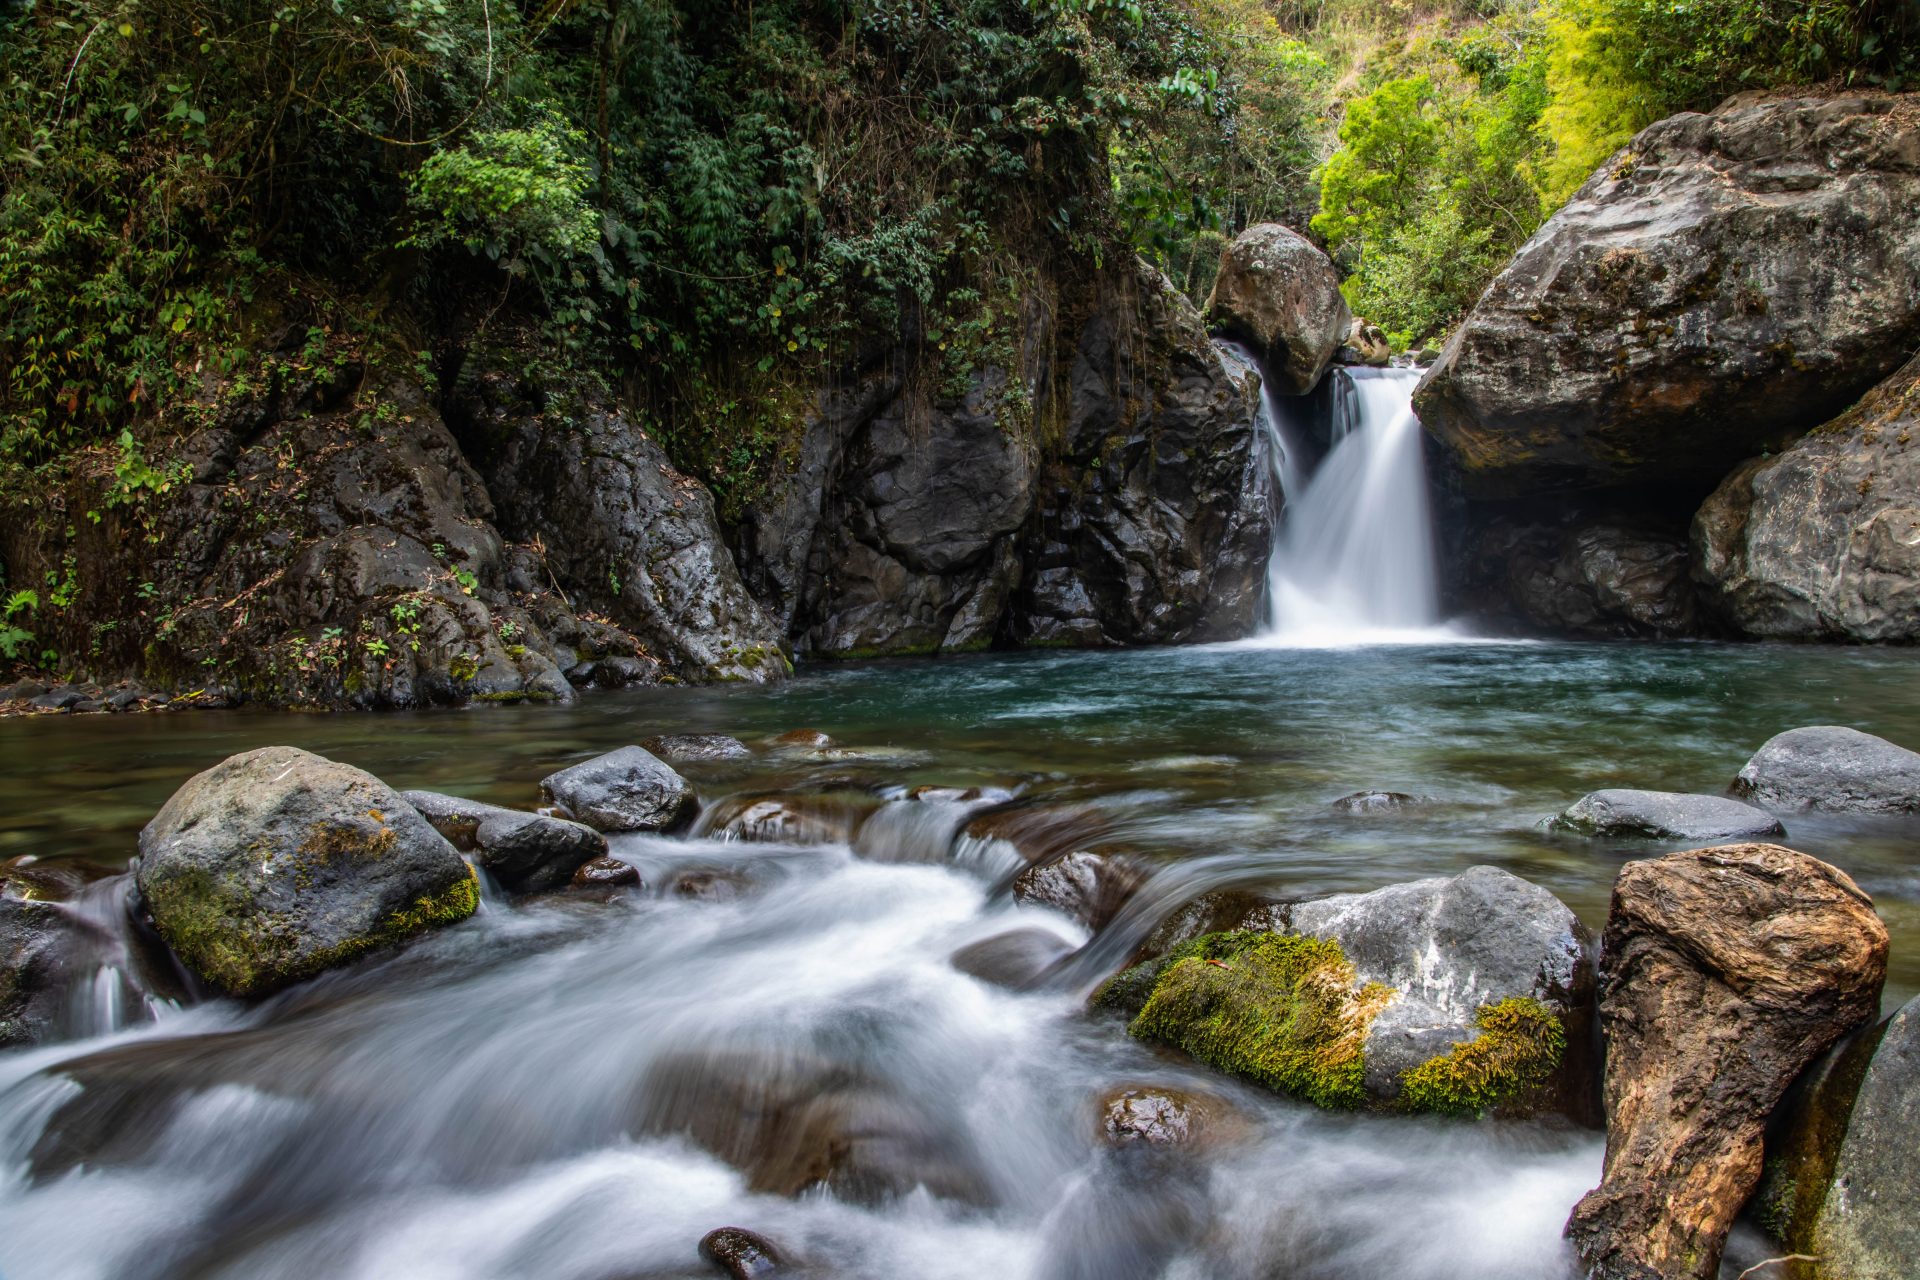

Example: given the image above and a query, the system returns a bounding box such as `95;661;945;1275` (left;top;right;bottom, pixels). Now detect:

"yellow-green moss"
1126;931;1395;1110
1397;996;1566;1117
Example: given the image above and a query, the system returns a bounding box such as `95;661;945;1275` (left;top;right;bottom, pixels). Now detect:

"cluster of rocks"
0;678;173;716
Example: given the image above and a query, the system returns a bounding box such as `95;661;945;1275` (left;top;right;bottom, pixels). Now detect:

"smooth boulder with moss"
135;747;479;997
1100;866;1594;1117
1564;843;1888;1280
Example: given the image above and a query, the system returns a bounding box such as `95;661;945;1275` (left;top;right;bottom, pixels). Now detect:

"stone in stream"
1330;790;1427;815
540;746;697;834
1203;223;1352;395
1731;726;1920;814
768;728;833;749
697;791;875;846
698;1226;787;1278
949;927;1077;991
1551;789;1785;841
1097;1086;1240;1150
1563;843;1889;1280
0;894;94;1048
402;790;607;892
134;747;479;997
642;733;754;764
1416;94;1920;498
1693;350;1920;642
1011;850;1145;931
571;856;641;889
1098;866;1596;1119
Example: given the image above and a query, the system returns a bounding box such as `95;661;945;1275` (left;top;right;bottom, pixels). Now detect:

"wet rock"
1097;1086;1225;1149
950;927;1076;991
1334;319;1392;369
1552;789;1785;841
670;868;754;902
1417;94;1920;497
1694;351;1920;641
135;747;478;997
1103;867;1597;1118
1130;888;1290;964
1801;995;1920;1279
959;805;1114;871
637;1048;991;1207
769;729;832;749
643;734;753;764
541;746;697;834
698;1227;786;1279
0;895;91;1047
1732;726;1920;814
402;790;607;891
697;792;874;846
1564;843;1889;1280
571;856;641;889
1330;790;1426;815
1012;851;1145;931
31;690;83;712
1203;223;1352;395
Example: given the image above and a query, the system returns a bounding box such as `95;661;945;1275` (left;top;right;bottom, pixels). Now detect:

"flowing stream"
3;643;1918;1279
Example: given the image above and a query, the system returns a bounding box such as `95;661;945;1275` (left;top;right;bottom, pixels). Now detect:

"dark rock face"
474;394;789;683
1012;851;1144;931
401;790;607;892
1453;507;1705;638
1417;94;1920;498
1020;265;1272;647
1805;996;1920;1279
698;1227;787;1279
1732;726;1920;814
0;895;89;1047
541;747;697;834
1553;789;1785;841
1564;844;1889;1280
135;747;478;996
1694;351;1920;640
1203;223;1352;394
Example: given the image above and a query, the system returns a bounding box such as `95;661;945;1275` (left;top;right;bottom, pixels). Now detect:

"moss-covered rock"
135;746;478;996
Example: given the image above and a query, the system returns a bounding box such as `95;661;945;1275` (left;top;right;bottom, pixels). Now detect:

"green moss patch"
1397;996;1566;1117
1124;931;1395;1110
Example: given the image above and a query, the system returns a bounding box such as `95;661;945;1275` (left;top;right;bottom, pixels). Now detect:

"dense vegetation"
0;0;1910;476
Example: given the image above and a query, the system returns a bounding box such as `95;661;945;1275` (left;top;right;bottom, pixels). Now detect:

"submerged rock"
642;734;754;764
540;746;697;833
949;927;1076;991
1564;843;1888;1280
1011;850;1144;931
1203;223;1351;394
697;791;874;846
699;1226;787;1279
1732;726;1920;814
402;790;607;891
1552;789;1784;841
1417;94;1920;497
1100;867;1595;1118
1694;351;1920;641
1329;790;1426;815
135;747;478;997
1096;1086;1236;1150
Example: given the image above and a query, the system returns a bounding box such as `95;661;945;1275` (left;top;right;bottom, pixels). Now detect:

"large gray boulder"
401;791;607;892
1553;789;1784;841
1805;996;1920;1279
540;746;697;833
1732;726;1920;813
1416;94;1920;497
135;747;478;997
1203;223;1351;395
1694;350;1920;640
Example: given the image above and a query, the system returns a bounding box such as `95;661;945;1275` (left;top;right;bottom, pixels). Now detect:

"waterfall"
1235;349;1449;645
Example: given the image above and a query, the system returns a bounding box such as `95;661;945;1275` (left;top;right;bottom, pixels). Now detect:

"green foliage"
406;113;599;285
1397;996;1567;1116
0;588;37;662
1126;930;1396;1110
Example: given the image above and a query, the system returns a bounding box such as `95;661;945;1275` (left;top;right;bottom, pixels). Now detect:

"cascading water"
1234;347;1450;645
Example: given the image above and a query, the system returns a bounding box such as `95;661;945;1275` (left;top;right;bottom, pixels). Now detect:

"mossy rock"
136;746;478;996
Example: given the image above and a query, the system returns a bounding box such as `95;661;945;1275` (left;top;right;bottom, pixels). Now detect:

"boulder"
402;790;607;891
1564;844;1889;1280
1803;995;1920;1279
1203;224;1352;394
641;733;753;764
699;1227;787;1279
1553;789;1784;841
1011;851;1144;931
1417;94;1920;497
540;747;697;833
1333;319;1392;369
1102;867;1596;1118
1694;350;1920;640
1731;725;1920;814
950;927;1076;991
134;747;479;996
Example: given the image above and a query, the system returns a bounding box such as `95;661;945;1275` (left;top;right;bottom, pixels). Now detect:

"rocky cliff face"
1418;93;1920;499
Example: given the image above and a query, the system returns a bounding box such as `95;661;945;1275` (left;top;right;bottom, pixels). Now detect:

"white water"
1247;359;1453;646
